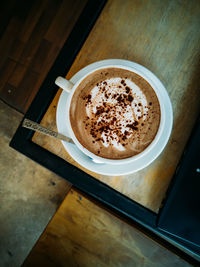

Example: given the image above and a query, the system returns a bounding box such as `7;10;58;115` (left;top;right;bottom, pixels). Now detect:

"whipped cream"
85;78;148;150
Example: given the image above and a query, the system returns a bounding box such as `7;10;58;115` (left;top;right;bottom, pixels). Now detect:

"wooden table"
33;0;200;213
23;0;200;265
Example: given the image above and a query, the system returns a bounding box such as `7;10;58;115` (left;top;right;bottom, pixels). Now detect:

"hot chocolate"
69;67;161;159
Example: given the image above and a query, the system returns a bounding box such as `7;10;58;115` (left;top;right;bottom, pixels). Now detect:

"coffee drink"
69;67;161;159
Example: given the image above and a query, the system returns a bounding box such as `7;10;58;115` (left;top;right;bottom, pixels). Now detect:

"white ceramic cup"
55;64;170;165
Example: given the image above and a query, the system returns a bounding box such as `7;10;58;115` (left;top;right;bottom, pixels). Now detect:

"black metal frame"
10;0;200;264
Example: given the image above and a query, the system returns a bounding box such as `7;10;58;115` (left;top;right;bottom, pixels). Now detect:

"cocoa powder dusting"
70;67;161;159
83;82;141;146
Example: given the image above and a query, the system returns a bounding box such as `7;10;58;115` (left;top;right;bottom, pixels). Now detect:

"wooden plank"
1;69;39;112
16;68;39;108
0;58;16;91
44;0;87;48
8;63;27;87
18;0;48;43
9;38;25;62
19;0;61;66
12;0;34;21
0;0;17;38
0;83;17;109
31;38;52;74
0;17;21;69
23;189;190;267
8;1;48;62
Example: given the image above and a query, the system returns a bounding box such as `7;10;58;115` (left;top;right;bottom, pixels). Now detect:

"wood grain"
32;0;200;213
0;0;87;113
23;189;191;267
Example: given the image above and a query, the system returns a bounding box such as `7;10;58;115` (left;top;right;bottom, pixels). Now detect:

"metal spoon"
22;118;74;143
22;118;104;164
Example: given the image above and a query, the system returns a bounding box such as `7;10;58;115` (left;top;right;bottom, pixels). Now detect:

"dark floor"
0;100;71;266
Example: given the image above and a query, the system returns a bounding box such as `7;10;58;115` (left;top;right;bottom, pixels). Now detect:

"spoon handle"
22;118;74;144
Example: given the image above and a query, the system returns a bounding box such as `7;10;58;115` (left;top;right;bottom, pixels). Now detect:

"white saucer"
56;59;173;176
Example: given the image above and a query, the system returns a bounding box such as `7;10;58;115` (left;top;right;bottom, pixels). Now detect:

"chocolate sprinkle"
127;95;133;102
127;124;138;131
125;86;130;94
117;95;123;102
82;78;143;147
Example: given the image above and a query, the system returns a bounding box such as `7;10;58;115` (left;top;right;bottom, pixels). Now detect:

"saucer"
56;59;173;176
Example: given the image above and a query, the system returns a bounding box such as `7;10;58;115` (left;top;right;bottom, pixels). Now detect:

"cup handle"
55;76;74;93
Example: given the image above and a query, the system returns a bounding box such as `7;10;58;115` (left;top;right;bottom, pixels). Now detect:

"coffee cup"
55;63;171;166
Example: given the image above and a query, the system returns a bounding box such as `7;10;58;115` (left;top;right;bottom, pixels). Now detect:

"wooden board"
0;0;87;113
32;0;200;213
23;189;191;267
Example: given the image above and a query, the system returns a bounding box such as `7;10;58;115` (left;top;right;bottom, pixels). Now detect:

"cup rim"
65;64;166;165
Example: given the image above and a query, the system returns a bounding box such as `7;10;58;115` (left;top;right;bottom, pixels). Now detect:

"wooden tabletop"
33;0;200;212
27;0;200;265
